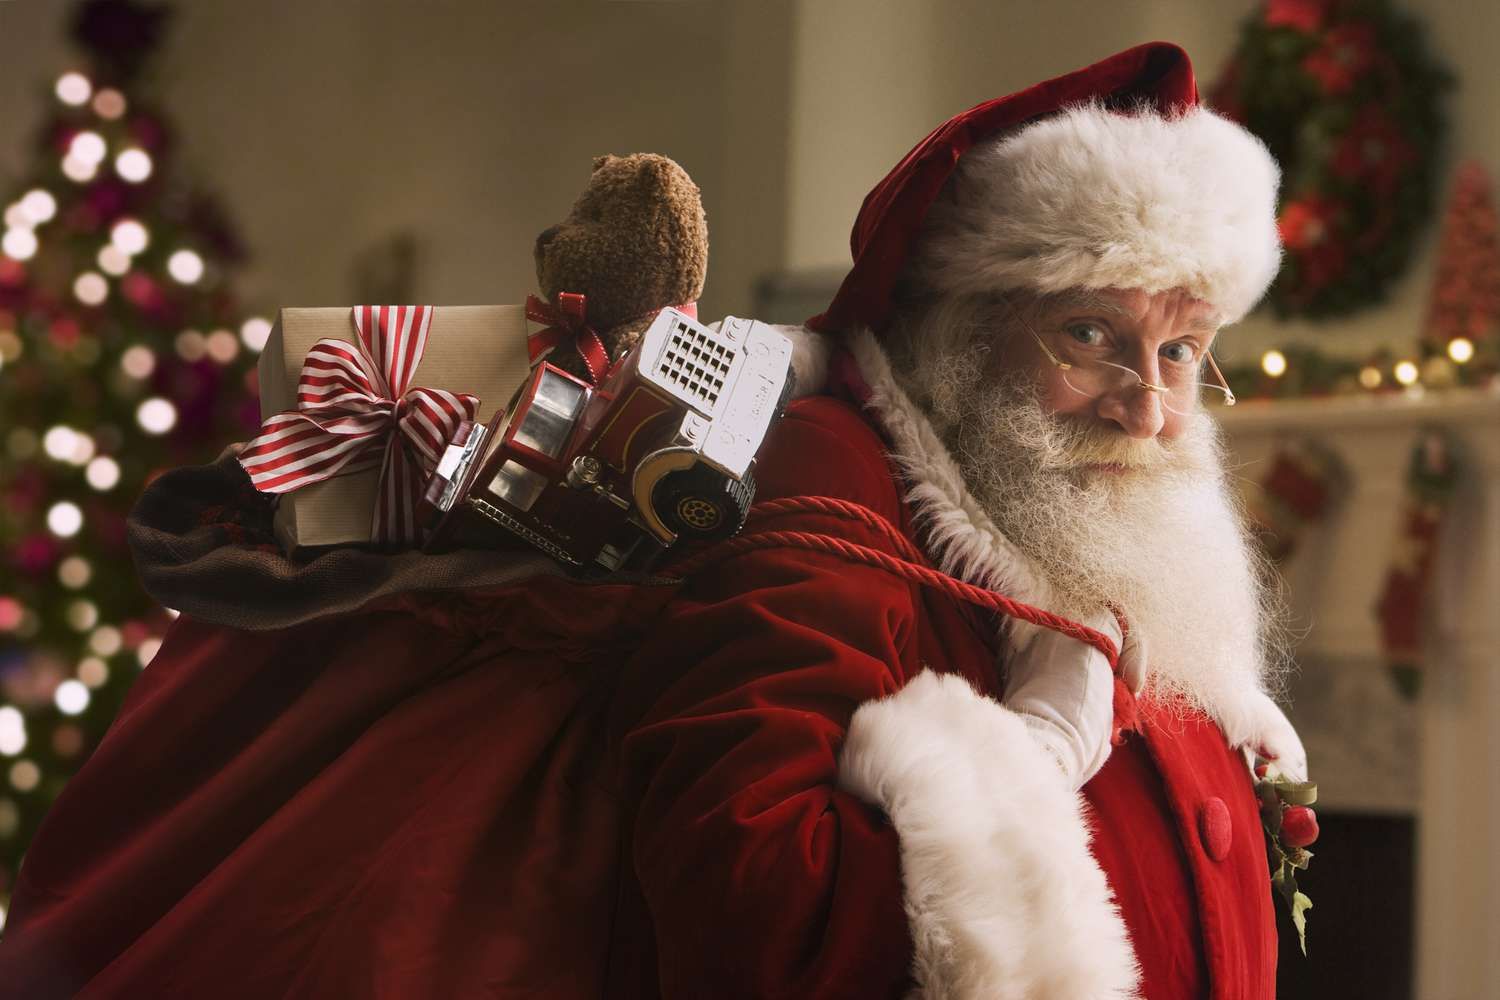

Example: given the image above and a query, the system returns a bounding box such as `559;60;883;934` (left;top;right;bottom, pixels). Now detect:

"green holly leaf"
1289;846;1314;870
1291;890;1313;956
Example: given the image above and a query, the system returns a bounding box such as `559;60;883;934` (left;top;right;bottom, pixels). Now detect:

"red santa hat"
806;42;1282;334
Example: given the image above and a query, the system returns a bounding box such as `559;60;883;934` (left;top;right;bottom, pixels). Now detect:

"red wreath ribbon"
237;305;480;546
525;292;611;384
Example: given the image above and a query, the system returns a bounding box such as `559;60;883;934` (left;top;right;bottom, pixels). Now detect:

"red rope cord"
667;496;1120;670
746;495;929;564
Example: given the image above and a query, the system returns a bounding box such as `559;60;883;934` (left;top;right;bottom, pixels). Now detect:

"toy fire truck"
422;308;795;572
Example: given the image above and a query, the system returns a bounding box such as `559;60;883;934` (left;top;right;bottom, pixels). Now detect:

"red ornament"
1278;195;1339;251
1302;21;1379;96
1281;804;1320;847
1265;0;1331;34
49;315;82;349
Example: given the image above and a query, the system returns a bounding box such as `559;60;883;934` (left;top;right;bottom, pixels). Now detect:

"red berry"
1281;805;1319;847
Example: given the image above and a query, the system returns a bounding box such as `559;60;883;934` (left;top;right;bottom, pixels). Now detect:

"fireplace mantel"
1218;386;1500;999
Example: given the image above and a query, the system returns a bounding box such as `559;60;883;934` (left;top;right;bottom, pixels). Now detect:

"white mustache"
994;409;1173;472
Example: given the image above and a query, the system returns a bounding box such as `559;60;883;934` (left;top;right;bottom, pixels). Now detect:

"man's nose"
1095;382;1166;439
1097;348;1167;439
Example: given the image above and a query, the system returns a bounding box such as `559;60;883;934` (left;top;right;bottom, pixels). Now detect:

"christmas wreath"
1210;0;1452;319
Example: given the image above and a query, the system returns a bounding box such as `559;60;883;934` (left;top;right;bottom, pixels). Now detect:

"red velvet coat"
0;335;1292;999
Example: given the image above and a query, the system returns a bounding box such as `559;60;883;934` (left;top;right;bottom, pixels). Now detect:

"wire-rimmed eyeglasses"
1001;297;1236;414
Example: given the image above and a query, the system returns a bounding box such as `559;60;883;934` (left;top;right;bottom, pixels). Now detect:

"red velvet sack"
0;574;675;998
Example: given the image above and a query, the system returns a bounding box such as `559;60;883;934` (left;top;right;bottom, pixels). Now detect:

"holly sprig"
1256;765;1319;955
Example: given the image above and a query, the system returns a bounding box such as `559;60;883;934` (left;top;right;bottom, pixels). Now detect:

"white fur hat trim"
916;102;1282;325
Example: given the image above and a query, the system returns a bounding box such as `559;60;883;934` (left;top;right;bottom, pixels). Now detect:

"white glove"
1004;612;1143;790
1240;690;1309;782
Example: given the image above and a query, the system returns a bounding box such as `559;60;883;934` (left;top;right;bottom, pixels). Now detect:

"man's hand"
1004;611;1125;790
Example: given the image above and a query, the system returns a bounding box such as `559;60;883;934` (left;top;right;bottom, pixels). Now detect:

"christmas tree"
0;0;266;928
1422;159;1500;352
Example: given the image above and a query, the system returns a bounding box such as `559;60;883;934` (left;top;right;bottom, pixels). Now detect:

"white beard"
902;347;1287;722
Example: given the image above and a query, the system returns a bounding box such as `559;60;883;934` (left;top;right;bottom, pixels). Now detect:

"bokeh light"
168;249;204;284
47;501;84;538
44;425;79;462
55;72;92;106
77;657;110;689
92;88;127;119
207;328;240;364
98;243;131;276
136;397;178;435
88;626;122;657
54;680;90;716
85;455;121;491
74;271;109;306
0;708;26;756
58;556;92;589
68;131;107;166
2;228;38;261
66;600;99;632
115;148;153;183
9;760;40;793
110;218;149;256
1447;337;1475;364
62;155;99;183
240;316;273;352
19;189;56;225
174;329;205;361
120;344;156;379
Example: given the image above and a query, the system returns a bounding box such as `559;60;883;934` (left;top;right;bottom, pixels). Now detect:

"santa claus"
0;41;1310;1000
603;41;1308;999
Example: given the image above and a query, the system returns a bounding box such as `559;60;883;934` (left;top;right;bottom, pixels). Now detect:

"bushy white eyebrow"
1036;289;1219;338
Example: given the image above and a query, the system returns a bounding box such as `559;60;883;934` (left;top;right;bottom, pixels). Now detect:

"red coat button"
1198;797;1232;861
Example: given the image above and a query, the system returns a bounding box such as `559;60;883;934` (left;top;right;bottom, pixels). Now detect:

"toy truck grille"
656;315;736;410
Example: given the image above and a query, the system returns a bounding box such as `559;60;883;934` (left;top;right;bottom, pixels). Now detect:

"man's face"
893;288;1282;715
989;287;1221;444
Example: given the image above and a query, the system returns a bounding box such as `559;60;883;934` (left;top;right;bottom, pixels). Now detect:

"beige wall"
778;0;1500;365
0;0;743;316
782;0;1250;272
5;1;1494;367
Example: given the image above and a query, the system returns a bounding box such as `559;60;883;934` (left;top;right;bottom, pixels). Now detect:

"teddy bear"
532;153;708;381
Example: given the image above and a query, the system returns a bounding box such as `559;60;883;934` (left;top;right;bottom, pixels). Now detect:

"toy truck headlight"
512;368;587;458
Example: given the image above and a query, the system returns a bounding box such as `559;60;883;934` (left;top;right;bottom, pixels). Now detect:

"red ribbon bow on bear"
525;292;611;385
238;305;480;546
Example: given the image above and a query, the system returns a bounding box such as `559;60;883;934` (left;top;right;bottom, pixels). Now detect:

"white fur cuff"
837;670;1140;999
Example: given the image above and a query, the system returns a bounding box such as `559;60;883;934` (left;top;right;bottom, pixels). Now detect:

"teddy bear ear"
633;155;680;191
591;155;614;173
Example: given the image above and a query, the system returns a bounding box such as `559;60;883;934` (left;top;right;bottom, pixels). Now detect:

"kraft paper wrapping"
256;305;531;551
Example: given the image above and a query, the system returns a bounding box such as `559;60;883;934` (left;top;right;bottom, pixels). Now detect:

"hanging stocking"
1375;430;1460;699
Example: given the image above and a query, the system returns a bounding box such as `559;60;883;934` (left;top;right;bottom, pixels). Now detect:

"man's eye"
1064;323;1106;347
1162;342;1197;364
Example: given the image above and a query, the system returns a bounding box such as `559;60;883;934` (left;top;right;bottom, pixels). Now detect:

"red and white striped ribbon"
238;305;480;545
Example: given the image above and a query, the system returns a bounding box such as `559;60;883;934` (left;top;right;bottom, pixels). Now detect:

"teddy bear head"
533;153;708;360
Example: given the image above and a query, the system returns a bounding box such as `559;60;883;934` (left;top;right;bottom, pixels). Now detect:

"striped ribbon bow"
238;305;480;546
525;292;611;384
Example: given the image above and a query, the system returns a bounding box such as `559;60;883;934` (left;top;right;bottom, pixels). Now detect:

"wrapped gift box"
255;305;531;551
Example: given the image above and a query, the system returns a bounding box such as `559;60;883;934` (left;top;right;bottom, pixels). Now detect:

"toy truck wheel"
651;463;755;542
